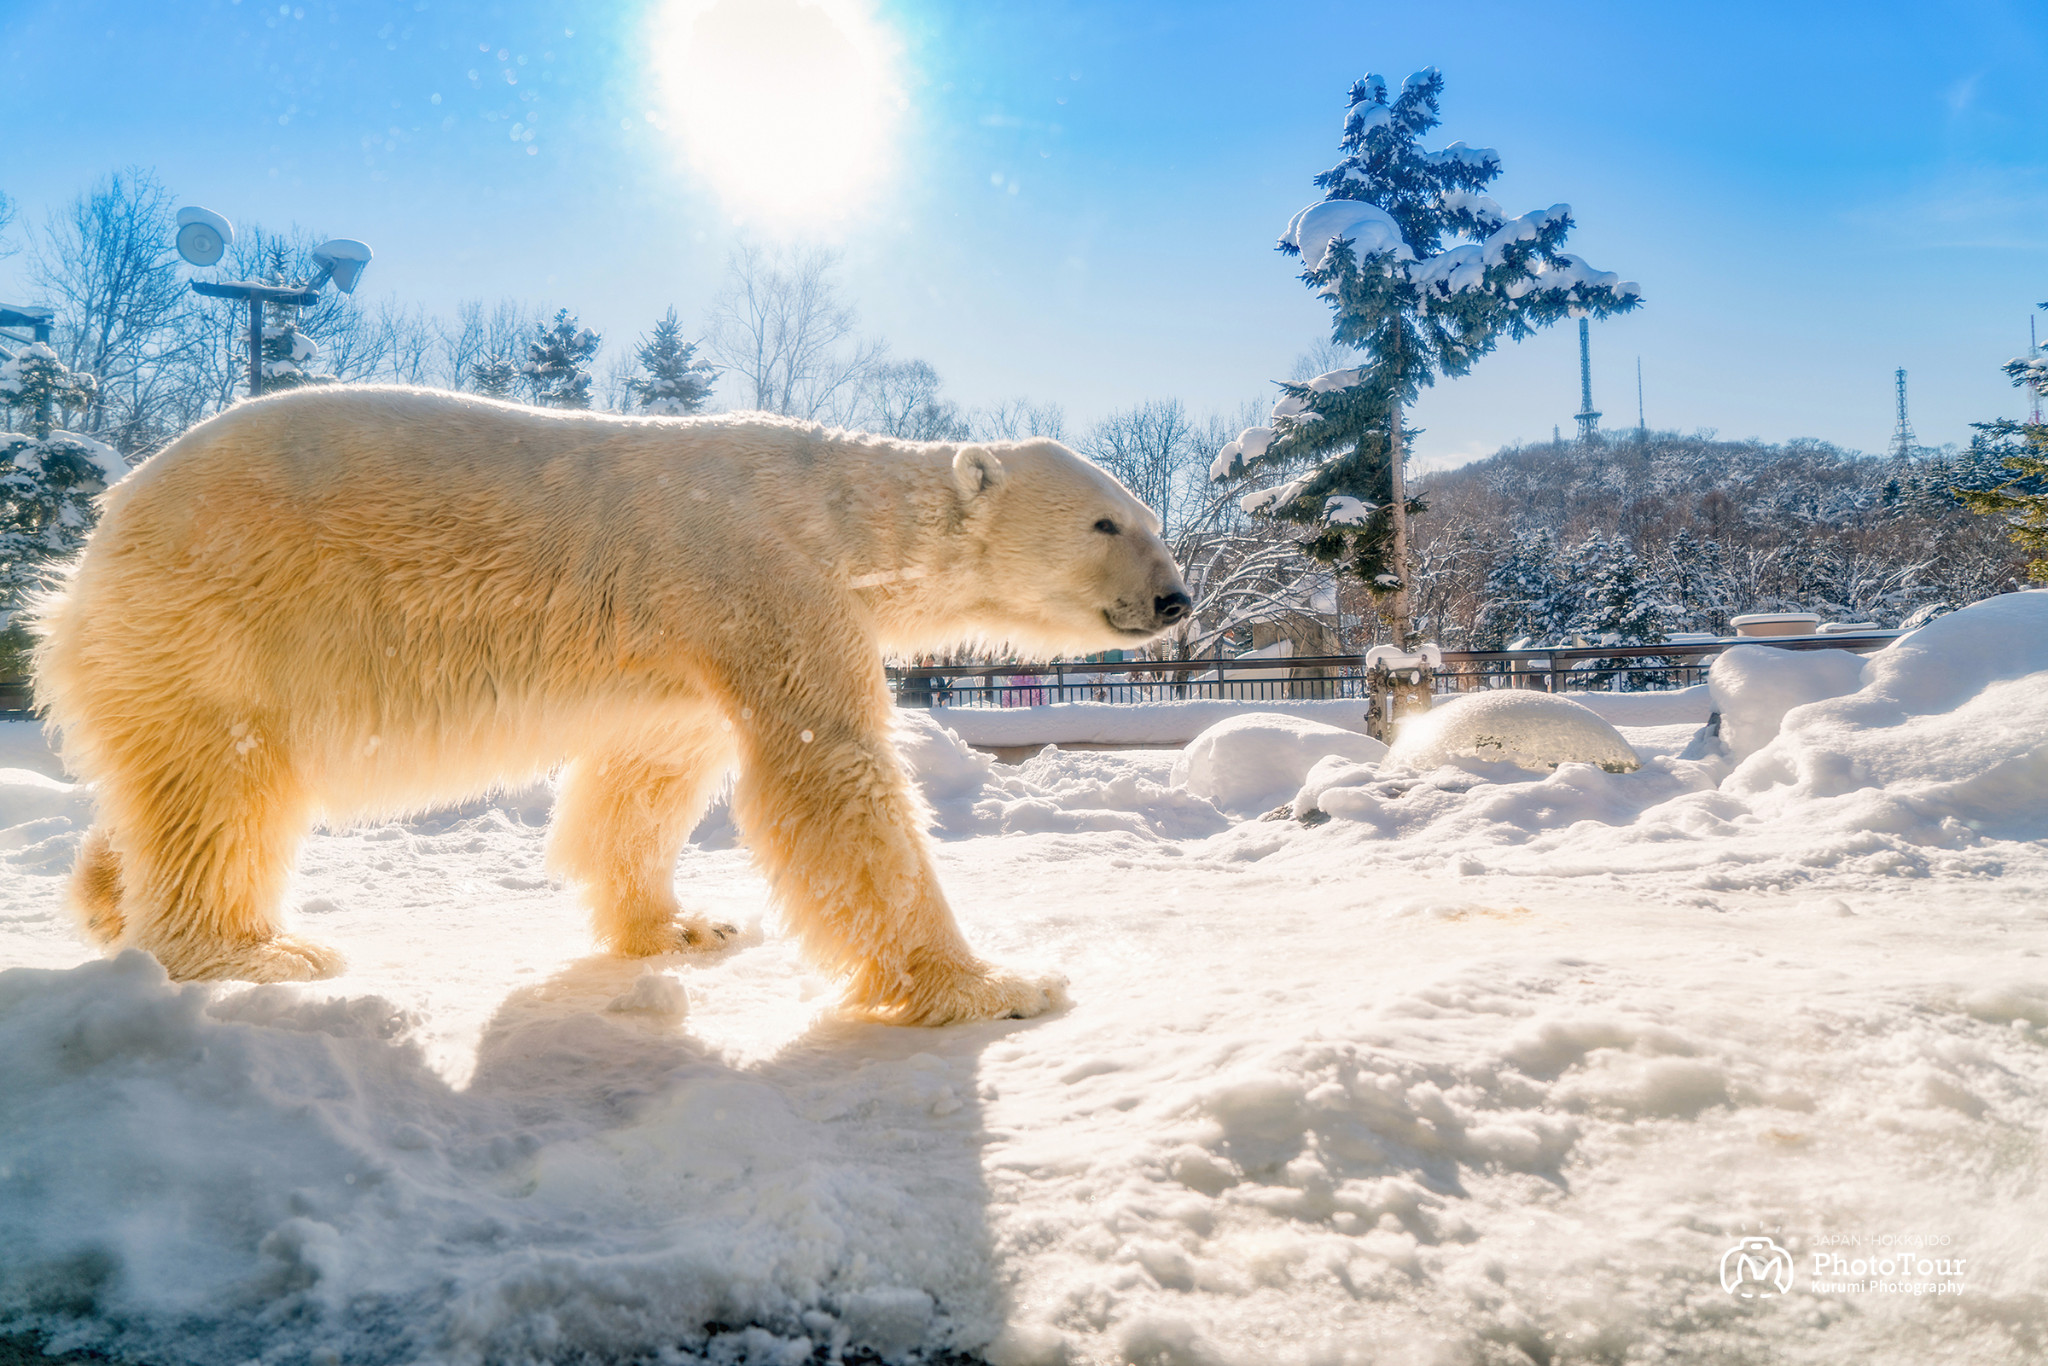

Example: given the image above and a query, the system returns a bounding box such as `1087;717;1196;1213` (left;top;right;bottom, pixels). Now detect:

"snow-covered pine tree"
0;344;125;672
627;308;716;415
0;342;96;439
1576;534;1669;646
1474;526;1562;647
471;352;520;400
1212;68;1642;647
523;310;601;409
257;243;325;392
1660;528;1734;634
1957;341;2048;580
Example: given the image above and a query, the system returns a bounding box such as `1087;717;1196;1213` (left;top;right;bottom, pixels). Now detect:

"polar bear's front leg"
548;723;739;957
729;703;1066;1026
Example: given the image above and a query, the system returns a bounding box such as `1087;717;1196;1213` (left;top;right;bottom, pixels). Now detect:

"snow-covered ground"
3;595;2046;1366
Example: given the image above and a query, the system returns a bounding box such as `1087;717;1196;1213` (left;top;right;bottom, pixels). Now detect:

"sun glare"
649;0;898;222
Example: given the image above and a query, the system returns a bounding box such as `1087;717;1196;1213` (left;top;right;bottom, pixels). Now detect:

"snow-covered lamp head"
311;239;373;295
173;206;235;267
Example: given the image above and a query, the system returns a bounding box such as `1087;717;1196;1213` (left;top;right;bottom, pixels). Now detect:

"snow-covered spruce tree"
628;308;717;415
1957;344;2048;580
523;309;601;409
257;243;325;393
1213;68;1641;648
470;352;520;401
0;342;96;439
1574;534;1670;647
1474;526;1563;648
0;345;125;673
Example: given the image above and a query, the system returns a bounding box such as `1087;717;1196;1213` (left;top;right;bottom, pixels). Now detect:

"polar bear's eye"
1094;518;1119;535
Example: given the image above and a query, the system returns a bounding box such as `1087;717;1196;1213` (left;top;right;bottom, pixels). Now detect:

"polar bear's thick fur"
34;387;1190;1025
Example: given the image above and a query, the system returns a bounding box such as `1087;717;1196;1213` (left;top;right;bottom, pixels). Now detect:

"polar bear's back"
37;388;859;810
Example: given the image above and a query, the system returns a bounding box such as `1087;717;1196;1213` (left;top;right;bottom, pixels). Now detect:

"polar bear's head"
949;441;1191;654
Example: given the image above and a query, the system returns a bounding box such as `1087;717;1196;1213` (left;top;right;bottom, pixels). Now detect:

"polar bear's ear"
952;445;1007;501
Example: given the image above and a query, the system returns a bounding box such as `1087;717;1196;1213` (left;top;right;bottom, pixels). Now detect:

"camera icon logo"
1720;1235;1794;1298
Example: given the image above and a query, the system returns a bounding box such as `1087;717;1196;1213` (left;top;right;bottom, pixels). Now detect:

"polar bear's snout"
1155;590;1192;624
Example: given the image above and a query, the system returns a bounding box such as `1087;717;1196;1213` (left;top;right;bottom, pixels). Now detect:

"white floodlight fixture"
174;206;235;267
311;239;373;294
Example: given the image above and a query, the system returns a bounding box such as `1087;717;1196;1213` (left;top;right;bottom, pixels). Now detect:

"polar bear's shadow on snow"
447;945;1034;1357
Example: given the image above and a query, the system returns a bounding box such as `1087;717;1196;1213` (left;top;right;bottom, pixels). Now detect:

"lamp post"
173;206;372;399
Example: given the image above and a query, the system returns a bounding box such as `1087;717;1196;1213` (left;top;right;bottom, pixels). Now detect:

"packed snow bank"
1389;690;1641;775
1726;591;2048;841
0;951;1009;1366
896;712;1230;841
1563;681;1710;726
925;697;1371;748
689;712;1232;847
1170;714;1388;816
2;604;2045;1366
919;687;1709;753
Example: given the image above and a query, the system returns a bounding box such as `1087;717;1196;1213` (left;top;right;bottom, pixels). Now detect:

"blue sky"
3;0;2044;467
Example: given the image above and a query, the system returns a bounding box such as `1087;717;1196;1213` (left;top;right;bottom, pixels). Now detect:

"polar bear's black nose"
1154;591;1192;623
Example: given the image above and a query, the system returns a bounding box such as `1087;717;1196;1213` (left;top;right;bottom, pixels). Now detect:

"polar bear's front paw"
890;964;1071;1027
672;915;739;953
608;913;740;958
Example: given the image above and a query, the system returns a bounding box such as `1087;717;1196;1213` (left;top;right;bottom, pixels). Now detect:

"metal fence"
887;633;1903;709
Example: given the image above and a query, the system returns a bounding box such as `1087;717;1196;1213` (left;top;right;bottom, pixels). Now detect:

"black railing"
887;633;1903;709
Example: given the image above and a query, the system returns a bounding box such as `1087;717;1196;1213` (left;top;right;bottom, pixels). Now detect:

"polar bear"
33;387;1190;1025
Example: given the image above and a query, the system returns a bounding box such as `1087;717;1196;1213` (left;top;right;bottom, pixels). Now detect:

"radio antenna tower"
1888;368;1917;460
1574;318;1601;443
1636;355;1645;436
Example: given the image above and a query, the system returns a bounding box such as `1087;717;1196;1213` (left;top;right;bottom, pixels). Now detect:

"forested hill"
1396;430;2035;648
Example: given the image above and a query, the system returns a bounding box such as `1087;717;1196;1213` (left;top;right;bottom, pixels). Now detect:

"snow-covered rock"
1171;712;1389;815
1388;689;1641;775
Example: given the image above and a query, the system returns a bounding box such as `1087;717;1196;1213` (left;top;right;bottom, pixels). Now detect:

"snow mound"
982;746;1231;840
892;710;998;836
1727;591;2048;841
1172;713;1389;816
1389;690;1640;775
1709;644;1866;761
0;767;92;831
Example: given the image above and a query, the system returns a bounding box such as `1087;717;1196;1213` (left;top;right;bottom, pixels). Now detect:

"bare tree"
968;396;1067;444
706;241;882;420
1289;337;1357;383
1083;398;1202;537
599;351;638;413
440;298;536;393
0;191;17;265
1111;396;1327;661
31;169;196;450
370;302;438;386
855;358;968;440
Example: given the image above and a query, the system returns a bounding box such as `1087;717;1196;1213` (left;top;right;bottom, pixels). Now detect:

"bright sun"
649;0;898;221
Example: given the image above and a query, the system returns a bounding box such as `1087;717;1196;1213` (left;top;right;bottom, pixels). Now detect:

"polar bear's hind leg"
97;733;340;982
548;720;740;957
